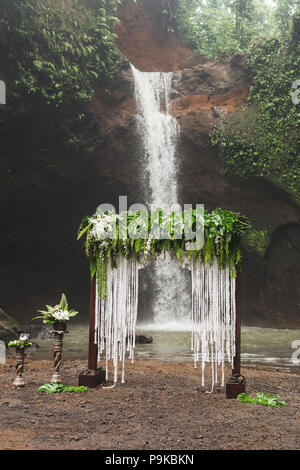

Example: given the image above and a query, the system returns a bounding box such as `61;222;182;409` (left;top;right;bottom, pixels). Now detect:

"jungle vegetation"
175;0;300;58
0;0;124;200
171;0;300;201
0;0;299;203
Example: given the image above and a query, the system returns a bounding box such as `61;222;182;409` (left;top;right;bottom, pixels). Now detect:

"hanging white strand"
191;258;236;391
95;252;236;389
95;254;140;384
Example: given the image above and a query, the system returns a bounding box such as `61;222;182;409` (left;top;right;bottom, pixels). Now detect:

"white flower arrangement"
90;213;116;241
8;334;32;348
52;309;72;321
33;293;78;324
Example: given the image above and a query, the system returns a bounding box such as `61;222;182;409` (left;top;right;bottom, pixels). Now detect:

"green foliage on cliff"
0;0;122;106
211;32;300;200
0;0;123;198
245;229;269;256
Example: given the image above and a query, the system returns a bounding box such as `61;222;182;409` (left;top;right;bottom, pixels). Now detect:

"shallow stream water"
10;323;300;374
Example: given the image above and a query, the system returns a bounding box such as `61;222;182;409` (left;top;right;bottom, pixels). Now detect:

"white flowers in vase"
33;293;78;325
8;334;32;348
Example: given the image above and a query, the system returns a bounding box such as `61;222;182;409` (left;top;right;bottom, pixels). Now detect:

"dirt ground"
0;358;299;450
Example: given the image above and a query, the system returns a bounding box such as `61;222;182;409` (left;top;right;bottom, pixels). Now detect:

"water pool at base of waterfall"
134;325;300;372
12;323;300;373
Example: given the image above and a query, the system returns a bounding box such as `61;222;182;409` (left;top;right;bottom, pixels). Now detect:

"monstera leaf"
237;393;287;407
37;383;87;394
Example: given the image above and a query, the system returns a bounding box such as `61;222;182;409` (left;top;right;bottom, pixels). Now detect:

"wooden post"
88;276;98;371
233;270;241;376
226;270;246;398
78;276;105;387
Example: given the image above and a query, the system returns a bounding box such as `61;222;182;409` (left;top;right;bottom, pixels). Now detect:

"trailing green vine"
78;208;251;298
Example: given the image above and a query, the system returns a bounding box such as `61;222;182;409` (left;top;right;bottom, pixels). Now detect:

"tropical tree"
231;0;255;47
175;0;276;58
274;0;300;34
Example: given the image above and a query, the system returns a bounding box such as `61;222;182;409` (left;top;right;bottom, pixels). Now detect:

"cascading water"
130;64;192;329
130;65;178;209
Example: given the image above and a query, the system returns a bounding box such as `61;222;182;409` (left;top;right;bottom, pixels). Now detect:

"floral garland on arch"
77;207;251;387
77;208;251;299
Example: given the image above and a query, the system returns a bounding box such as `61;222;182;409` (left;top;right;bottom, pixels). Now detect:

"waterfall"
130;64;192;328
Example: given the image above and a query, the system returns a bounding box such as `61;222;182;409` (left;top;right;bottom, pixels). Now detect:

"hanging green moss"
245;229;269;256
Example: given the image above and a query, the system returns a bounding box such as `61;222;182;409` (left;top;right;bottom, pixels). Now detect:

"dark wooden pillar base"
226;270;246;399
79;277;106;388
78;368;106;388
226;374;246;398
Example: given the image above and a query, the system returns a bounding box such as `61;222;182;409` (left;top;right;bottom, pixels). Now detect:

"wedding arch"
77;208;251;398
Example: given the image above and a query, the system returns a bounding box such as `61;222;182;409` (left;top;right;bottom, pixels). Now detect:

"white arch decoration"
78;208;248;397
93;255;236;391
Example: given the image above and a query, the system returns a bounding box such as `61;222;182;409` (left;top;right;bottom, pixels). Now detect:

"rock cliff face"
115;0;195;72
0;0;299;329
0;308;20;343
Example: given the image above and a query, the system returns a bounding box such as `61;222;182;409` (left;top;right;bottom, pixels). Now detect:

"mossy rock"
0;307;21;343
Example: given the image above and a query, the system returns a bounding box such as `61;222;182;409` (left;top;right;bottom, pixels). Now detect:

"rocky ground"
0;358;299;450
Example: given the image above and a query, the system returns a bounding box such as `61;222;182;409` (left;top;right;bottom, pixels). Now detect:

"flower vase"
51;322;67;384
13;346;26;387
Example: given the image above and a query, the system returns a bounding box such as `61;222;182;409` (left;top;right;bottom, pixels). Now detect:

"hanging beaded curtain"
191;259;236;391
95;255;149;384
94;255;236;390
